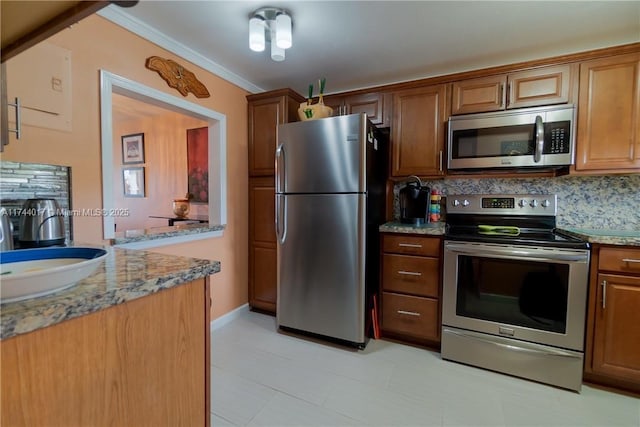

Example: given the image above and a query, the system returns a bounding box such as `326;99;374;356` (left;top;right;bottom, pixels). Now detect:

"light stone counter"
112;223;225;245
560;228;640;247
0;247;220;340
379;221;446;236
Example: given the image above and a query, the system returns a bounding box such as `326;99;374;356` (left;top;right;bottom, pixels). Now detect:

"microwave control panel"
545;122;570;154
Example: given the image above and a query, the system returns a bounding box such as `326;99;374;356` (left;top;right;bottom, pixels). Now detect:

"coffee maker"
399;176;430;225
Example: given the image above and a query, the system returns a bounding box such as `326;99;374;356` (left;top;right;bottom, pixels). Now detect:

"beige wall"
113;110;208;231
3;15;250;320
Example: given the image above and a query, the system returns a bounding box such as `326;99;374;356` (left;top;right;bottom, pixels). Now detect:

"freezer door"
276;193;366;344
276;114;367;194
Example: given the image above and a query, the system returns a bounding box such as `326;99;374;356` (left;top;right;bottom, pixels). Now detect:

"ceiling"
100;1;639;96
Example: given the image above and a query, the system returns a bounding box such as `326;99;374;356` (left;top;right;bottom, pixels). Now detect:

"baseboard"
210;303;250;331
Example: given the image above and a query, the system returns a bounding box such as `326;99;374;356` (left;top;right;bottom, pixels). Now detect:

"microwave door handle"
534;115;544;163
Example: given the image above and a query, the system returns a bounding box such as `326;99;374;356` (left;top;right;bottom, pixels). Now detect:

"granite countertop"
559;228;640;247
0;247;221;340
379;221;446;235
112;223;225;245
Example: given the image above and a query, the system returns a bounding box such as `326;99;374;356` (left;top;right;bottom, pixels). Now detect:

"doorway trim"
99;70;227;240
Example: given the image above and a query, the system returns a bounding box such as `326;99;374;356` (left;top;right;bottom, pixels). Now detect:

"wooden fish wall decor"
145;56;210;98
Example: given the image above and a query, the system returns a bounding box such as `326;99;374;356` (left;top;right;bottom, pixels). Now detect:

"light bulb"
271;41;285;61
249;16;265;52
275;13;292;49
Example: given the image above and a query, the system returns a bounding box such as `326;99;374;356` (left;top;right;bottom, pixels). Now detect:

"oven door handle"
443;328;581;359
445;244;588;263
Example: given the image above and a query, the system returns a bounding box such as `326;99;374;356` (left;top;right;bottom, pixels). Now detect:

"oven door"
442;240;590;351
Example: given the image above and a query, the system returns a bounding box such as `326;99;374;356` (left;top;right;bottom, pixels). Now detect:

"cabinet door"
576;53;640;172
381;292;439;341
507;64;573;109
249;177;277;312
391;84;447;177
382;234;441;257
248;97;285;176
382;254;439;298
1;279;209;426
451;75;506;115
323;92;390;127
321;94;344;116
345;92;387;126
592;273;640;382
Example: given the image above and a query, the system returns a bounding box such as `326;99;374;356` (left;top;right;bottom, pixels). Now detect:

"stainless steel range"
441;194;590;391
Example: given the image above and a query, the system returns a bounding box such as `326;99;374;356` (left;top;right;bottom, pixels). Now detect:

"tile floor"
211;310;640;427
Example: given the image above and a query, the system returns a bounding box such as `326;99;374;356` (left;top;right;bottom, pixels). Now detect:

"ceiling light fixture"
249;7;292;62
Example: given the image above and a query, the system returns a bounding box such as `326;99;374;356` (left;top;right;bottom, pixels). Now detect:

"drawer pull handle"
397;310;421;317
398;243;422;248
622;258;640;264
398;270;422;276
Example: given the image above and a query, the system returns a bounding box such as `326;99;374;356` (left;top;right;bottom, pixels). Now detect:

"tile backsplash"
0;161;73;242
394;174;640;230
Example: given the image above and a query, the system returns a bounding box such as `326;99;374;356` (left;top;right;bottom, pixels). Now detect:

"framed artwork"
187;127;209;203
121;133;145;164
123;167;145;197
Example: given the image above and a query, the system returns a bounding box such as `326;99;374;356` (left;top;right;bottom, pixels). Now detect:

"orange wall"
3;15;250;320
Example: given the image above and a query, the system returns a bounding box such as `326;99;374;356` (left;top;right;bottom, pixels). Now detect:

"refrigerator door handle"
275;143;285;194
275;195;287;243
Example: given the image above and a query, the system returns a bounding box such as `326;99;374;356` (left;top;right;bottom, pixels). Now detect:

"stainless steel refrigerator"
275;113;388;348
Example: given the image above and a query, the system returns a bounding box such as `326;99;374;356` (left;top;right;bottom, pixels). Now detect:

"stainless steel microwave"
447;104;576;170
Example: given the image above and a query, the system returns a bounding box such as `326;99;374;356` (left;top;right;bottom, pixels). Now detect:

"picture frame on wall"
123;167;145;197
121;133;145;164
187;127;209;203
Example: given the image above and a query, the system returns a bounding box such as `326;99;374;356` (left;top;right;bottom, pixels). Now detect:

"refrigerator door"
276;193;366;344
276;114;367;195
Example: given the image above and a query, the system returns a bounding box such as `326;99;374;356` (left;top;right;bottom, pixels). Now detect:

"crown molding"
97;5;264;94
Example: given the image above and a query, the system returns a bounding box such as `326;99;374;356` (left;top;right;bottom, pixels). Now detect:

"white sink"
0;247;108;303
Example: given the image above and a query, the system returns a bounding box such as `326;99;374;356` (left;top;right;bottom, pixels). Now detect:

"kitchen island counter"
0;247;220;340
380;221;446;236
560;228;640;247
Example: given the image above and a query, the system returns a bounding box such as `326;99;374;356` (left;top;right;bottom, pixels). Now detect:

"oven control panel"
448;194;557;215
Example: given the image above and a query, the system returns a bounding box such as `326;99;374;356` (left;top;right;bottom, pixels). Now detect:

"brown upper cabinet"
323;92;391;127
391;84;448;177
247;89;304;176
575;52;640;173
451;64;576;115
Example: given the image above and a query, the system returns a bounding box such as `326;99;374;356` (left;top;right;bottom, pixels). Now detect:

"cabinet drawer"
382;254;439;297
382;234;441;257
381;292;439;341
599;247;640;274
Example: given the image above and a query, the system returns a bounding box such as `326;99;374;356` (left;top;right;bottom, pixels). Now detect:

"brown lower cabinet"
249;177;277;313
380;233;442;345
1;278;211;427
585;245;640;392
